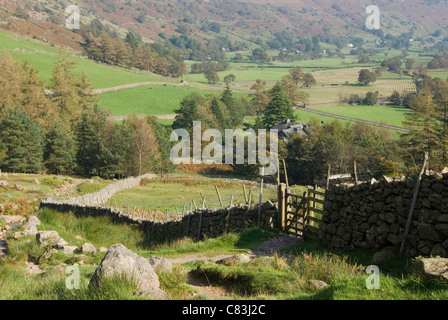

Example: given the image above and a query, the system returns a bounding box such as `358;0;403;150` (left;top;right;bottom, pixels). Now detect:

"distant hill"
1;0;447;55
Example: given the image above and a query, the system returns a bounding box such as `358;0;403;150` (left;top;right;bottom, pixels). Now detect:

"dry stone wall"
40;173;278;241
43;173;156;206
39;202;278;241
319;174;448;258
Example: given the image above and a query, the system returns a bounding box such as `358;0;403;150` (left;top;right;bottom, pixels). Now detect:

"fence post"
400;152;429;257
353;161;358;185
277;183;287;231
215;185;223;208
326;164;331;189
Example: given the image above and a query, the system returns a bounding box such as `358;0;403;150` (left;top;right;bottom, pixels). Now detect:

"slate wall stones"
319;174;448;258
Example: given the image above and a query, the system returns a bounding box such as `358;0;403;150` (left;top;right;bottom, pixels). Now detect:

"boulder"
0;215;26;224
411;258;448;281
36;231;60;246
90;244;160;292
32;178;40;185
148;256;173;273
42;249;58;260
133;289;170;300
21;216;40;235
371;246;397;264
0;181;9;188
216;254;251;266
307;280;328;290
62;245;79;255
99;247;108;253
81;243;97;254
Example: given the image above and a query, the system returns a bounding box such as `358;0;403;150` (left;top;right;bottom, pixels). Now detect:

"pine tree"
0;107;43;173
75;106;107;176
210;96;229;130
101;121;134;178
221;85;242;127
44;122;76;174
173;93;202;130
262;82;295;129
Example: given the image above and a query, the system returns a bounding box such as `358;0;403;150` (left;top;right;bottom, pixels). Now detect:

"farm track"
295;106;410;132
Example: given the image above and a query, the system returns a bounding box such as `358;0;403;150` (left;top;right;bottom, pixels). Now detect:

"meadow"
99;85;248;116
308;104;410;129
107;176;283;217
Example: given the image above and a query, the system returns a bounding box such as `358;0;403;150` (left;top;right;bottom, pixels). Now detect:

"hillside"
2;0;448;54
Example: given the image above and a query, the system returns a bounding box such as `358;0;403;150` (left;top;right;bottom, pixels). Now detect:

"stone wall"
319;174;448;258
43;174;156;206
39;202;278;241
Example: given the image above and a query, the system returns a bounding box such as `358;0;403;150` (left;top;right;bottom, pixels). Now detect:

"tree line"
0;52;172;177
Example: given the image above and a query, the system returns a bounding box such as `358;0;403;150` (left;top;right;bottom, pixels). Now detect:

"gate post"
278;183;287;230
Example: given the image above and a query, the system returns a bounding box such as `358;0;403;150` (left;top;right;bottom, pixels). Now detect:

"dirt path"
92;81;186;94
167;234;303;299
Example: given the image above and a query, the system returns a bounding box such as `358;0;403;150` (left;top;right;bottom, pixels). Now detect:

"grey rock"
62;245;79;255
411;258;448;281
0;181;9;188
217;254;251;266
371;246;397;264
42;249;58;259
133;288;170;300
90;244;160;292
99;247;108;253
32;178;40;185
148;256;173;273
307;280;328;290
36;231;60;246
81;243;97;254
22;216;40;235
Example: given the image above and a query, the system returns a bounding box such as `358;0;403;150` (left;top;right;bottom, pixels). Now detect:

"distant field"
99;85;249;116
309;104;410;129
427;70;448;79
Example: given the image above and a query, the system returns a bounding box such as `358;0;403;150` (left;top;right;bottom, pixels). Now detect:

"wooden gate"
285;191;307;238
278;184;325;240
305;186;325;240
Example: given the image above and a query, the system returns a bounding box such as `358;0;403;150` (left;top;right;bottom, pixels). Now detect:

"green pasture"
0;29;60;54
7;51;173;89
308;104;410;129
99;85;249;116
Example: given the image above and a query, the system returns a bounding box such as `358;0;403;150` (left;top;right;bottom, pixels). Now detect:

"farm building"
272;119;308;142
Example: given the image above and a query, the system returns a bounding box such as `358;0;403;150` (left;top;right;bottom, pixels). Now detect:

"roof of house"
272;120;308;137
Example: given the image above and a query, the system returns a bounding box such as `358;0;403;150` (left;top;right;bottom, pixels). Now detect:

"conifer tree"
44;122;76;174
173;93;202;130
262;82;295;129
75;105;107;176
0;107;43;172
221;85;242;127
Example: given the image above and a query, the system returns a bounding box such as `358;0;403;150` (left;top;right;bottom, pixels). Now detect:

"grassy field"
308;104;410;129
7;51;174;89
99;85;248;116
107;176;285;217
